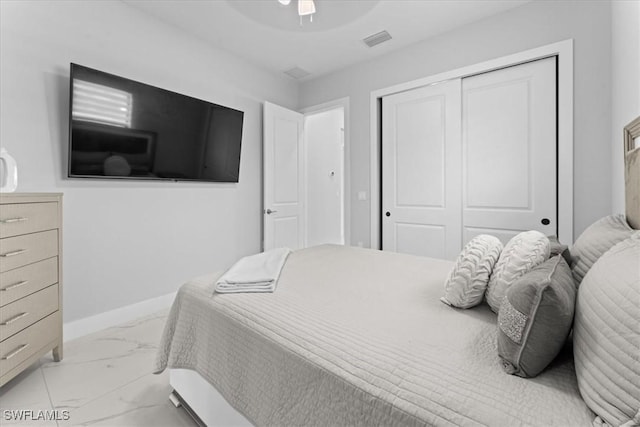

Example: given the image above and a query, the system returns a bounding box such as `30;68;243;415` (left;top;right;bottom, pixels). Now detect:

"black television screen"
68;64;244;182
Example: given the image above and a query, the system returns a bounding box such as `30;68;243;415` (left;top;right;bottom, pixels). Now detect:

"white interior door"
263;102;304;251
462;57;557;244
382;79;462;259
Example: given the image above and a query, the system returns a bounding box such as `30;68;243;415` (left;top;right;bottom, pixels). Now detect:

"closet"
382;57;557;259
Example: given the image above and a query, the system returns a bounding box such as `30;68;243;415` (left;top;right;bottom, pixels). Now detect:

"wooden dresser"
0;193;62;387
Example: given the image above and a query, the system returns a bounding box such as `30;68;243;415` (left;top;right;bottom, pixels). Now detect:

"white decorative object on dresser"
0;193;62;387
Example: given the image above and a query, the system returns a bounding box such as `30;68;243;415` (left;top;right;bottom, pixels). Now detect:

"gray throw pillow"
570;214;634;286
497;255;576;378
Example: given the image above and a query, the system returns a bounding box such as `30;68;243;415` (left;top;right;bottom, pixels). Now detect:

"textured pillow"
570;214;634;286
486;231;550;313
441;235;503;308
497;255;576;377
573;233;640;427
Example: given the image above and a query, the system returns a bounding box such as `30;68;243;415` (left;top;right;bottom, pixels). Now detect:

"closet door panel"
395;223;445;259
382;80;462;259
395;99;445;208
462;57;557;244
464;80;530;209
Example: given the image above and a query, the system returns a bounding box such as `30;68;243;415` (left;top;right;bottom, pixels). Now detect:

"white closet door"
461;57;557;245
263;102;305;251
382;80;462;259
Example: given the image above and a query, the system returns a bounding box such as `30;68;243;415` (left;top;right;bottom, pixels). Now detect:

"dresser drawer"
0;311;60;377
0;202;59;238
0;230;58;273
0;258;58;307
0;284;58;342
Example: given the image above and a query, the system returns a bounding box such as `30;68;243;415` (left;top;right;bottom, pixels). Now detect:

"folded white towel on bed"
215;247;291;293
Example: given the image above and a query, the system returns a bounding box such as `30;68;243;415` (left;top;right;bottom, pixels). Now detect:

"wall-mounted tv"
68;64;244;183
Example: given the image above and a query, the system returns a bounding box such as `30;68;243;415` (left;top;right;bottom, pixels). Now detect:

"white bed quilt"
155;245;593;426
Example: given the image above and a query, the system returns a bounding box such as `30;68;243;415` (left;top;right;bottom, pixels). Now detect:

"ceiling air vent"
363;30;392;48
283;67;311;80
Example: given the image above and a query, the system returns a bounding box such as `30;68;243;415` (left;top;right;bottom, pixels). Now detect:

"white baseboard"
63;292;176;342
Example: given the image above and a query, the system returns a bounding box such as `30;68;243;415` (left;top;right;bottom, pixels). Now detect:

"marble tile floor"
0;310;196;426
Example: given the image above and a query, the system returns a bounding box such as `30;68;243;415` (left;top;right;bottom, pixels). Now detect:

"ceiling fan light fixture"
298;0;316;16
276;0;316;25
298;0;316;23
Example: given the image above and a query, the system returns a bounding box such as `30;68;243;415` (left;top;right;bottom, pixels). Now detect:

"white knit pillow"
573;233;640;427
441;235;503;309
486;231;550;313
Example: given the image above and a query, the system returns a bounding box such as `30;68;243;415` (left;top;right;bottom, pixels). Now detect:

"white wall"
305;108;344;247
0;1;298;322
611;0;640;214
299;0;612;246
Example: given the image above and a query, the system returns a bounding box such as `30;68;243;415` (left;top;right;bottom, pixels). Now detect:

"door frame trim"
301;97;351;246
369;39;574;248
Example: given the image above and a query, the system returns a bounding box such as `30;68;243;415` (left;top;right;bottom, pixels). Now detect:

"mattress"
155;244;593;426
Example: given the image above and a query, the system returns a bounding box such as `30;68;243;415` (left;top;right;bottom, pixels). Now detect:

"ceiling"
123;0;530;81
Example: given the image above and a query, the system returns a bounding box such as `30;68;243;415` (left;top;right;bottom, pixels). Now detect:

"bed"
156;245;595;426
155;117;640;426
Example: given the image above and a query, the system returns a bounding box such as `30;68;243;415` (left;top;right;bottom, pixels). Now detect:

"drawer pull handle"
1;280;28;291
2;344;29;360
0;217;28;224
0;249;27;258
1;312;29;326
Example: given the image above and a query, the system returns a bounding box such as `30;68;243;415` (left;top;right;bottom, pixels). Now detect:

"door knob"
385;211;391;217
541;218;550;225
266;209;278;215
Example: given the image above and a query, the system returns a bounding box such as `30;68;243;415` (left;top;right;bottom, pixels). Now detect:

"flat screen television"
68;64;244;182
